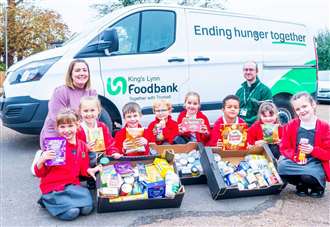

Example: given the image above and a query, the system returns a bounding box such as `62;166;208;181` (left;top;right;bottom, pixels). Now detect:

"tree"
91;0;226;18
316;30;330;70
0;1;69;67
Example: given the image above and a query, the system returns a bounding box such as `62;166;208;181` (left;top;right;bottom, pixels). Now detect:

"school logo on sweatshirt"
107;77;127;95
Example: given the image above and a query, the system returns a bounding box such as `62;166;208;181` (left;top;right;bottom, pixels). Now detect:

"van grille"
6;107;23;117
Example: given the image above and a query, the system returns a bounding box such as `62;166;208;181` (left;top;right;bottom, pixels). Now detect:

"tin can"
191;165;200;177
120;183;132;196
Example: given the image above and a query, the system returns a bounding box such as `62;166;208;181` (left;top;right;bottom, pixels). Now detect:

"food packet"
88;127;105;152
181;117;204;132
261;124;280;144
220;123;248;151
125;128;146;154
43;137;66;166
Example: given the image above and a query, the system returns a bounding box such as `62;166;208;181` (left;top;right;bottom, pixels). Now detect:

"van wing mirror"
98;29;119;53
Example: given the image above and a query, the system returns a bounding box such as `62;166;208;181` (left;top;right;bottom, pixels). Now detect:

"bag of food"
220;123;248;151
125;128;145;154
261;124;280;144
88;127;105;152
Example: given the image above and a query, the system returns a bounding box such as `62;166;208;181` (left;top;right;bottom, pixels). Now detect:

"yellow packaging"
153;158;174;178
145;164;163;182
125;128;145;154
109;192;148;203
88;127;105;152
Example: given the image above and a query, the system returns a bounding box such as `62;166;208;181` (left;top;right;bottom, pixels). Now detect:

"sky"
37;0;330;35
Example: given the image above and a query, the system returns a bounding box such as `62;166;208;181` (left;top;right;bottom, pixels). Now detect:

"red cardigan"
247;120;283;145
76;121;118;155
113;124;152;156
177;110;211;145
208;116;245;146
147;116;179;145
280;118;330;182
35;139;90;194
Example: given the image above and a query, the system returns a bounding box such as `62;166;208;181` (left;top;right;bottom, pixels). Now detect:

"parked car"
317;70;330;103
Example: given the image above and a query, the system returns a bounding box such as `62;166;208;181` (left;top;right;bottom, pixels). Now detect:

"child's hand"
111;153;123;159
38;150;56;165
159;119;166;128
255;140;266;147
178;123;184;133
87;165;102;181
135;137;148;146
200;124;209;135
87;140;96;150
299;143;313;154
123;139;133;150
216;140;223;150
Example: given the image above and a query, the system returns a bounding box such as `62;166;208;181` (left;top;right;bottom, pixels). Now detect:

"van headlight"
8;57;60;85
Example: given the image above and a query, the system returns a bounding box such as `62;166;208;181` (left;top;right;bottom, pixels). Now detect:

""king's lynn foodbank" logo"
107;76;178;96
107;76;127;95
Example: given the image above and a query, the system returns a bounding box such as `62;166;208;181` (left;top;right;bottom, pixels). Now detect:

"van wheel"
99;108;113;135
274;100;294;125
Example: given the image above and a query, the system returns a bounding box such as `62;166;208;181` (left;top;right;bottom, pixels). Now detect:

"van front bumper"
0;95;48;134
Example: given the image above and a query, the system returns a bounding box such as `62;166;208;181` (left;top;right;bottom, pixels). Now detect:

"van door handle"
194;57;210;62
168;57;185;63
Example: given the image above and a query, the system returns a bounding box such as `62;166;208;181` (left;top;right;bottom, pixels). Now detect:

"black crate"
96;155;185;213
150;142;207;185
200;145;284;200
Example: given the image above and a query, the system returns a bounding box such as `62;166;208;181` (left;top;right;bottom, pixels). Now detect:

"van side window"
139;11;175;52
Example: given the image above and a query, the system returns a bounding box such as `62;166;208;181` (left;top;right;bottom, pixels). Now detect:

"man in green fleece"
235;61;272;126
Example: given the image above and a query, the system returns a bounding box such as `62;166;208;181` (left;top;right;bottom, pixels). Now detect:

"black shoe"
37;198;45;208
295;184;308;197
87;180;96;190
309;189;324;198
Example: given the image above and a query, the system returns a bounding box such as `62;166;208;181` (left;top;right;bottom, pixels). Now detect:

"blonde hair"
79;96;101;118
291;92;316;105
184;91;201;106
65;59;91;89
257;101;279;123
56;108;79;127
122;102;142;117
152;99;172;112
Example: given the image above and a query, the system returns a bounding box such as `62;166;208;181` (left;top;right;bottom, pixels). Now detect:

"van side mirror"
98;29;119;53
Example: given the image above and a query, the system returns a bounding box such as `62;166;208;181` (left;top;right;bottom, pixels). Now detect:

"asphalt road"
0;105;329;227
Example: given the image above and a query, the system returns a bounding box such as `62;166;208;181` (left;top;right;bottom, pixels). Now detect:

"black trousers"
281;174;324;190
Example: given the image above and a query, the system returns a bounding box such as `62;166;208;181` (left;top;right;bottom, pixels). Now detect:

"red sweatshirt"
247;120;283;145
147;116;179;145
208;116;245;146
177;110;211;145
280;118;330;182
34;139;90;194
113;124;152;156
76;121;119;155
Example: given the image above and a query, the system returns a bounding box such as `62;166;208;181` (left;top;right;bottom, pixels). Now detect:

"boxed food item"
43;137;66;166
219;123;248;151
150;142;206;185
96;156;184;213
200;145;284;199
180;117;204;132
125;128;146;154
88;127;106;152
261;124;280;144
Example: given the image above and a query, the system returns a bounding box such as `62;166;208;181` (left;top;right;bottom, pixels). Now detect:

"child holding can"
34;109;101;221
278;92;330;198
147;99;179;145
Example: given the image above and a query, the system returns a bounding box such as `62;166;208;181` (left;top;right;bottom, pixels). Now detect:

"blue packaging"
144;181;166;199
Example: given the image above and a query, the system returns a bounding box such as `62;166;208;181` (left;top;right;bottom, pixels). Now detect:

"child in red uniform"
34;109;101;221
76;96;118;188
177;91;211;145
248;101;283;159
112;102;152;157
147;99;179;145
278;92;330;198
208;95;245;147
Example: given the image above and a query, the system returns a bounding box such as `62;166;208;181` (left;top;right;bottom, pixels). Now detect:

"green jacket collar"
242;77;260;89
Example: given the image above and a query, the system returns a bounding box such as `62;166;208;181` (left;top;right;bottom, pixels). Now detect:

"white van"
0;4;318;134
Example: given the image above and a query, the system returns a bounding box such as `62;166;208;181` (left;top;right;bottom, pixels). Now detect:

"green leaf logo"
107;76;127;95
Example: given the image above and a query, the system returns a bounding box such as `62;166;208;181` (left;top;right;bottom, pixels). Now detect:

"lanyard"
243;82;260;106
